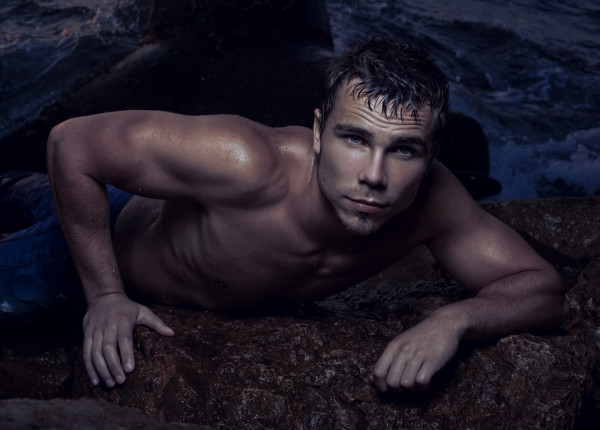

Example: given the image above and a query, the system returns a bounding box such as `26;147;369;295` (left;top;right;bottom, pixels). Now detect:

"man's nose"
359;152;387;189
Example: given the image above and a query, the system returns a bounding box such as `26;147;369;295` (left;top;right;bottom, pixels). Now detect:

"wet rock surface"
0;0;498;198
1;197;599;429
0;0;332;173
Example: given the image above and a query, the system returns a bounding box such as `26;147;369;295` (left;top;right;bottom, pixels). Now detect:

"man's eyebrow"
333;124;430;149
333;124;374;139
393;136;428;147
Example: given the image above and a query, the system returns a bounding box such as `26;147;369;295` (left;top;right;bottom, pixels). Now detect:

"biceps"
49;111;271;203
49;111;197;199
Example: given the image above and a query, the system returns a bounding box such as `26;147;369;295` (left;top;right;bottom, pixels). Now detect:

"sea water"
327;0;600;200
0;0;149;140
2;0;599;201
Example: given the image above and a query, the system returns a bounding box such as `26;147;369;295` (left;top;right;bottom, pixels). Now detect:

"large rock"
0;0;499;198
1;197;599;429
0;0;332;173
0;398;213;430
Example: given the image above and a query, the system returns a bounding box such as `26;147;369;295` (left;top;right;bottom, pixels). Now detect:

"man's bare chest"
137;197;420;309
183;212;414;305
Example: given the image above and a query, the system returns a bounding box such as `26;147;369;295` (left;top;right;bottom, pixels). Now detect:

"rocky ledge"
1;196;598;429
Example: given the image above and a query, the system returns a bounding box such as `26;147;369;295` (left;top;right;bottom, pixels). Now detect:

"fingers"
372;355;431;392
82;323;100;386
84;324;115;387
390;357;427;390
88;320;127;388
111;308;173;381
371;337;444;392
137;307;175;337
372;342;428;392
371;346;395;392
371;317;462;393
82;304;174;388
83;312;134;388
117;324;135;374
100;321;126;386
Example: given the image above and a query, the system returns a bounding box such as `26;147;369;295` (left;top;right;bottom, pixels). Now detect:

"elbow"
557;293;570;326
47;121;67;167
47;119;78;173
542;266;570;328
551;292;570;328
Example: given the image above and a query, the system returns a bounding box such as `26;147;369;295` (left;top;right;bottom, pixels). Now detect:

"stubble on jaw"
338;210;382;236
355;213;375;235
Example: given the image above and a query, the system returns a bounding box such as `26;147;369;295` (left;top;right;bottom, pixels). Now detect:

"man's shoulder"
197;117;313;206
236;121;314;176
409;160;485;240
210;116;312;160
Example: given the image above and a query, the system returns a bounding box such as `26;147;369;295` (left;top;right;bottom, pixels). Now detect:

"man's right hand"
82;293;175;387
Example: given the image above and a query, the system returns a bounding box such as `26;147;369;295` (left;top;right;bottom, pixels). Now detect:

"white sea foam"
488;127;600;201
326;0;600;200
0;301;14;313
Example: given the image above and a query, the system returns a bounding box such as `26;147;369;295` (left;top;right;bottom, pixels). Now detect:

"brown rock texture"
2;197;598;429
0;397;213;430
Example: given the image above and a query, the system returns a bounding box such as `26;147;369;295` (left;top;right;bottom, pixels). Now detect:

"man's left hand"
371;314;462;392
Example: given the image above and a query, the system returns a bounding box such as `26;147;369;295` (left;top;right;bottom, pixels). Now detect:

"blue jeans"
0;172;132;319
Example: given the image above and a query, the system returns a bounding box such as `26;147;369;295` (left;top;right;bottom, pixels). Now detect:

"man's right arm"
46;111;274;387
47;113;178;387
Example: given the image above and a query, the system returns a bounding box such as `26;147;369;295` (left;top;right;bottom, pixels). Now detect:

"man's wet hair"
320;37;450;151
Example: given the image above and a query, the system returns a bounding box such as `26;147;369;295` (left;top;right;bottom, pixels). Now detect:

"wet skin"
47;81;566;391
115;86;437;310
312;91;436;236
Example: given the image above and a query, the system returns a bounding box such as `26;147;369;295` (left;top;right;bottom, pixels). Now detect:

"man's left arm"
371;165;568;392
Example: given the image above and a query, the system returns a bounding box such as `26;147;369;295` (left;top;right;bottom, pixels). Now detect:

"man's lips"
347;198;388;214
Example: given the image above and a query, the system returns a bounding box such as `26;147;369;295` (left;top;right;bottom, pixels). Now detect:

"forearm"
47;121;125;302
46;114;175;388
431;268;568;342
371;269;567;392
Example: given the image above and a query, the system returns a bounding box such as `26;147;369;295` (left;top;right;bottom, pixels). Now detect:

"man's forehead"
333;82;438;130
336;81;436;123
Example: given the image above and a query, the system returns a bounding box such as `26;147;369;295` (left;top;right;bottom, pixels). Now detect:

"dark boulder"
0;397;213;430
438;111;502;199
0;0;499;199
0;0;332;173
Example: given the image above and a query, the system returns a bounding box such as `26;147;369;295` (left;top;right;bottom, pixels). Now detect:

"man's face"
313;82;438;236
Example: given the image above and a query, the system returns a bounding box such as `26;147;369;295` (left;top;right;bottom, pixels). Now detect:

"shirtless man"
35;38;567;391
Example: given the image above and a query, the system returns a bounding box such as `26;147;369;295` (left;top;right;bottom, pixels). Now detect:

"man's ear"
313;109;322;155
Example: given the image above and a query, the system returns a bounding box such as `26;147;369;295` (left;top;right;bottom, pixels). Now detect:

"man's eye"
393;145;414;155
347;135;363;144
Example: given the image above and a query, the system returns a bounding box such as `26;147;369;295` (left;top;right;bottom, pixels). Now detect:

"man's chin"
341;213;384;236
